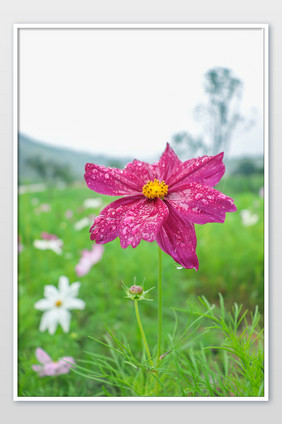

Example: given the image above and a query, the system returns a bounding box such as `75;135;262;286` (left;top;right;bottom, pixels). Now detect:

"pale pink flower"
18;236;23;254
32;348;75;377
259;186;264;198
84;143;236;269
34;203;51;214
65;209;73;219
75;244;104;277
41;232;58;240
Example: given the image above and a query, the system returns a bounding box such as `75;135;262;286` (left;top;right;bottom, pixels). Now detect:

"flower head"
34;276;85;334
83;198;104;209
41;232;59;241
240;209;259;227
74;217;93;231
75;243;104;277
123;281;154;301
33;237;63;255
84;143;236;269
32;348;75;377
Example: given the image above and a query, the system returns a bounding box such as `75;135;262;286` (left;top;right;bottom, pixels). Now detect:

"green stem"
134;300;154;367
157;247;162;363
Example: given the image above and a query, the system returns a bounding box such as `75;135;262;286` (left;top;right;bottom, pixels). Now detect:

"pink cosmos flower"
84;143;236;269
41;232;58;240
75;244;104;277
32;348;75;377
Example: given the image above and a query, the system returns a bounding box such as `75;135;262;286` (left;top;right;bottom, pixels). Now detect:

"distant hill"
18;133;264;185
18;134;133;184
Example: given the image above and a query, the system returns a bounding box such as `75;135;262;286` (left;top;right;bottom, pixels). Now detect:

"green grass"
17;174;264;397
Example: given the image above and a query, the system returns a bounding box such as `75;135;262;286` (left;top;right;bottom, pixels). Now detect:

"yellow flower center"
142;179;168;199
55;300;62;307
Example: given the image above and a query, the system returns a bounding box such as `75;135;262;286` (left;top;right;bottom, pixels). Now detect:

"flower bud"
122;281;155;302
129;285;143;295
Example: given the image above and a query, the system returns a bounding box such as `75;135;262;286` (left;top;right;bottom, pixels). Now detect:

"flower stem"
157;246;162;363
134;300;153;367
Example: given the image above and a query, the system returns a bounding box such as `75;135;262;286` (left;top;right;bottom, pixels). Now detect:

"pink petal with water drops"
166;183;237;225
152;143;182;183
85;163;142;196
119;197;169;248
156;206;199;270
89;195;143;244
123;159;154;188
169;152;225;191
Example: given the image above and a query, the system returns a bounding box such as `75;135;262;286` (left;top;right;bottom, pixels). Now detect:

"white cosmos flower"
34;276;85;335
74;217;92;231
33;239;63;255
83;198;103;209
240;209;259;227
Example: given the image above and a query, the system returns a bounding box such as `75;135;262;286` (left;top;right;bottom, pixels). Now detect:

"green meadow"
18;174;264;397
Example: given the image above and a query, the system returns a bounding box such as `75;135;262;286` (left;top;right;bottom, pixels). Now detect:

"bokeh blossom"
74;216;93;231
41;232;59;240
240;209;259;227
32;348;75;377
34;203;51;215
85;143;236;269
33;236;63;255
75;244;104;277
83;198;103;209
34;276;85;334
18;236;23;254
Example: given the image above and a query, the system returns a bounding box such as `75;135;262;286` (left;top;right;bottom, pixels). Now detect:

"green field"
18;174;264;397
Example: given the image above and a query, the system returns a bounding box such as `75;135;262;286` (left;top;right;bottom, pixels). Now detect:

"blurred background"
17;28;264;396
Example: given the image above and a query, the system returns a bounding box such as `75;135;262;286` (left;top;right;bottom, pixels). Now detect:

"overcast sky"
18;27;264;161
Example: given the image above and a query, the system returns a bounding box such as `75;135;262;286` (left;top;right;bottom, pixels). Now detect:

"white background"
19;27;263;160
1;1;281;424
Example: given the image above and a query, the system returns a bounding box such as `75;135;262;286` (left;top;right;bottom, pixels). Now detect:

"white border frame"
13;23;269;402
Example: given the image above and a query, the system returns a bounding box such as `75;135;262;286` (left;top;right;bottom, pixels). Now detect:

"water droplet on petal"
105;173;110;179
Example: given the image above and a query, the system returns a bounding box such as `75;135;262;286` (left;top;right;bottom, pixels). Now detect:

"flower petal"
75;244;104;276
34;298;53;311
156;206;199;270
35;348;52;364
123;160;154;186
56;309;71;333
67;282;81;298
166;183;237;224
58;276;70;295
64;298;85;310
57;357;75;375
44;285;59;301
169;152;225;191
61;356;75;366
84;163;142;196
44;362;60;376
39;310;59;335
152;143;182;183
89;195;143;244
119;198;169;248
32;364;44;374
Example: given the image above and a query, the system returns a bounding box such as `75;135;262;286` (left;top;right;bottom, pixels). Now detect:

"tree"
172;67;255;158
